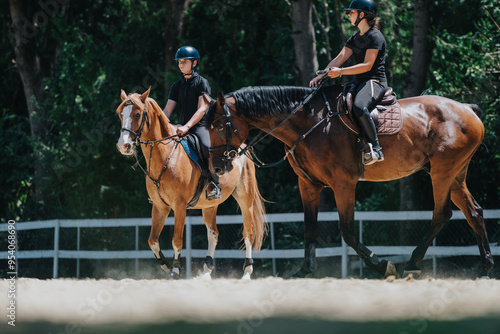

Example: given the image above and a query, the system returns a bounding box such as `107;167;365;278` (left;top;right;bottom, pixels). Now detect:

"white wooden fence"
2;210;499;279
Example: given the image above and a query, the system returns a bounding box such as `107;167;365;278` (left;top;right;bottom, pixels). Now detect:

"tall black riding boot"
206;173;221;201
358;107;384;165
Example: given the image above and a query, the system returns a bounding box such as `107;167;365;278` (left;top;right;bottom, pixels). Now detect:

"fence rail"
2;210;499;279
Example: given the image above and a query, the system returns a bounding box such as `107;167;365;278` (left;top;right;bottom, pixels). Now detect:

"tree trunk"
312;0;331;60
10;0;49;211
403;0;433;97
332;0;347;45
289;0;319;87
9;0;66;214
399;0;433;245
163;0;192;94
10;0;45;138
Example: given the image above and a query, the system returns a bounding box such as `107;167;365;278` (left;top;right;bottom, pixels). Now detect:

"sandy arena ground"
1;277;500;328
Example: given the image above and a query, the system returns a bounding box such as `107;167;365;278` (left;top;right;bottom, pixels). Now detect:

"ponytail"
367;16;380;29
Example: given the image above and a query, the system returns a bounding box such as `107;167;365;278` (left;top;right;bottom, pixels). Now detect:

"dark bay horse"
116;88;267;280
206;85;493;279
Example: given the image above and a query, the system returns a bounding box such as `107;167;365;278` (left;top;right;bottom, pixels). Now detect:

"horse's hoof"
384;261;397;278
376;260;392;277
477;276;490;280
403;270;421;279
241;272;251;280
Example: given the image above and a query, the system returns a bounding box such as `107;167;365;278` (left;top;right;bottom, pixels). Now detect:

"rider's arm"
310;47;353;86
327;48;379;79
163;99;176;118
325;46;353;69
176;95;208;135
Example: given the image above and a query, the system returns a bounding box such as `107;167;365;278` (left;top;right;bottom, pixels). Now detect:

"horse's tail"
469;104;482;118
248;163;268;252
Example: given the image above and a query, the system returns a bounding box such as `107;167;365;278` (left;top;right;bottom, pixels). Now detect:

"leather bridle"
120;100;149;145
208;103;244;164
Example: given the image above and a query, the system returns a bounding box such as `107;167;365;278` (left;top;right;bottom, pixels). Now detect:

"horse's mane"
206;86;314;125
145;97;165;116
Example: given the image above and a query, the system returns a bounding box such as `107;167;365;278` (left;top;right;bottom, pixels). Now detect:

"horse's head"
206;91;250;176
116;88;151;156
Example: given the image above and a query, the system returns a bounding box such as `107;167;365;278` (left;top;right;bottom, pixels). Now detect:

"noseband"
208;104;243;163
120;100;149;145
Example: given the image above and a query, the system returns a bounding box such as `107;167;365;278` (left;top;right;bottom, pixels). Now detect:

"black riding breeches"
189;125;210;162
353;80;387;118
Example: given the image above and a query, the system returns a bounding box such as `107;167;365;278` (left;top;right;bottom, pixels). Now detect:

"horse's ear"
120;90;127;101
140;87;151;103
217;91;225;107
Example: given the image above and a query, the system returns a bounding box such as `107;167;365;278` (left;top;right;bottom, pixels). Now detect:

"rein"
250;88;346;168
211;76;346;168
240;78;329;164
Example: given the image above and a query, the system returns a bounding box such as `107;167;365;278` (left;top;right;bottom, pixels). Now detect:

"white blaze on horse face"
117;105;134;154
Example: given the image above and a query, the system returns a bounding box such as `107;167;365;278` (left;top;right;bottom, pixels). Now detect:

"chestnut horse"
206;85;493;279
116;88;267;280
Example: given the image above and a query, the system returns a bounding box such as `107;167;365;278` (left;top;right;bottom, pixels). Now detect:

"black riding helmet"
344;0;377;26
174;46;201;69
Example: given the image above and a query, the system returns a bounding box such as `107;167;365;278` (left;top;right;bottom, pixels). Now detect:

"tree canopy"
2;0;499;223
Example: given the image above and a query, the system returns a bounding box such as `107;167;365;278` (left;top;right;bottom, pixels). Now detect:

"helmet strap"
354;11;364;26
182;70;194;77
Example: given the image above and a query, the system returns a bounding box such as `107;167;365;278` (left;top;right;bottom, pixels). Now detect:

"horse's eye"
217;124;225;132
135;112;141;119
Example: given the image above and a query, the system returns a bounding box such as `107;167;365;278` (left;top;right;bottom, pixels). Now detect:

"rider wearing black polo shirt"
310;0;386;165
163;46;221;200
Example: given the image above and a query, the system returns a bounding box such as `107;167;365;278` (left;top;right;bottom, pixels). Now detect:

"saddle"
180;134;207;172
337;85;402;135
180;133;210;208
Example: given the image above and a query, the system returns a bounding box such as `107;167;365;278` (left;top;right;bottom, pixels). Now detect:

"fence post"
185;217;192;279
432;238;437;278
135;224;139;276
270;221;276;276
359;220;363;278
53;220;60;279
76;226;81;279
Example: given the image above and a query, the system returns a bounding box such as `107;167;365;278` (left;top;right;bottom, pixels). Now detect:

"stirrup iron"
363;143;384;166
206;181;221;201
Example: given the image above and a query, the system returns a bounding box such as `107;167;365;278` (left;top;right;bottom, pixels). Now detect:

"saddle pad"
339;103;402;136
180;139;202;172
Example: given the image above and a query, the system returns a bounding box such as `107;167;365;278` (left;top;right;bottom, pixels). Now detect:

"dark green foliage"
1;0;499;279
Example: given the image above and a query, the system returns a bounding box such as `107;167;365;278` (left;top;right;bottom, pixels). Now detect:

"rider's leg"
353;80;386;165
192;126;221;200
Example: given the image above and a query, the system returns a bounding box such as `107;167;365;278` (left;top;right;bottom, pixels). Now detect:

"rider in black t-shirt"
163;46;221;200
310;0;386;165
